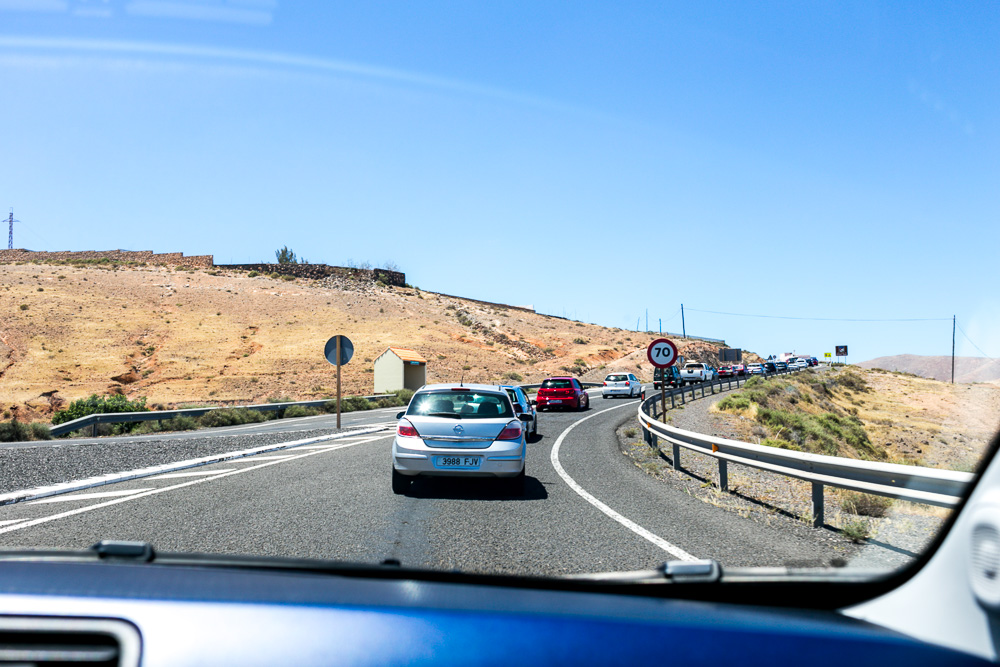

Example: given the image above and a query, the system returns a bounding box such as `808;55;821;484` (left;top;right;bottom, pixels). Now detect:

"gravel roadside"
0;426;377;495
620;386;949;570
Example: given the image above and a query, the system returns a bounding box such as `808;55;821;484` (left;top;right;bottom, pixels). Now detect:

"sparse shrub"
623;427;638;439
280;274;295;281
162;416;199;431
572;337;588;344
285;405;320;418
269;272;281;279
0;419;29;442
342;397;373;412
761;437;800;451
502;371;523;382
53;394;149;427
840;490;893;517
841;519;869;543
462;365;472;371
19;304;28;311
29;422;52;440
248;271;259;278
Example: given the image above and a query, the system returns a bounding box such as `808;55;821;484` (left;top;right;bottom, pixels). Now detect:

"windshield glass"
0;2;995;586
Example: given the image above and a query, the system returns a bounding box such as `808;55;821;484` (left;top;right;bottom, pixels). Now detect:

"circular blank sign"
324;335;354;366
647;338;679;368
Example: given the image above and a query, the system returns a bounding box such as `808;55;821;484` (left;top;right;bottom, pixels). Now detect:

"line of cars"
390;356;824;495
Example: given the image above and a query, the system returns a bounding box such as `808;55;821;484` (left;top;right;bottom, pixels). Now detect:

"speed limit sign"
647;338;679;368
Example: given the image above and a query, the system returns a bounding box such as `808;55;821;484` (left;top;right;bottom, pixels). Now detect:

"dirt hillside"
859;354;1000;384
0;262;738;421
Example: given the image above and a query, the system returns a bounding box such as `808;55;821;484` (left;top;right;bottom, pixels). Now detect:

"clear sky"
1;1;997;362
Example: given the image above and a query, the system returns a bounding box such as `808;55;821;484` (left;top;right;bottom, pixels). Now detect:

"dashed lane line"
31;489;155;504
549;400;697;562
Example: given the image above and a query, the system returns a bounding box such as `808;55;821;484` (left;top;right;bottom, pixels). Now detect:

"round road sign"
647;338;679;368
324;335;354;366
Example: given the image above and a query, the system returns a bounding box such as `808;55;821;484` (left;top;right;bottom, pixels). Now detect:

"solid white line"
226;455;295;462
31;489;154;504
0;519;27;527
149;469;237;479
0;425;391;507
549;401;697;561
0;434;393;535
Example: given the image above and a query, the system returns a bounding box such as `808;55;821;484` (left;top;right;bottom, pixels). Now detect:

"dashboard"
0;556;989;666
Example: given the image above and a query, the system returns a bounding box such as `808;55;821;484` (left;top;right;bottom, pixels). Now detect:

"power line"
956;321;997;360
684;307;950;323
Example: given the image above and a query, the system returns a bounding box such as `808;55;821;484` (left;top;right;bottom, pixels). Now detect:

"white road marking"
549;401;697;561
31;489;154;504
0;435;392;535
227;455;295;462
0;519;27;527
149;469;237;479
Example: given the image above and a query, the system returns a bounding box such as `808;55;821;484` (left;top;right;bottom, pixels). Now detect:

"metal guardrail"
636;370;974;527
49;395;396;438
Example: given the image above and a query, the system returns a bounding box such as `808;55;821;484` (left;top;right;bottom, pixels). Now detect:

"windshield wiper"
564;560;722;584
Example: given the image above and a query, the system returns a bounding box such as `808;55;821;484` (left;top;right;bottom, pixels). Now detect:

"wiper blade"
564;559;722;584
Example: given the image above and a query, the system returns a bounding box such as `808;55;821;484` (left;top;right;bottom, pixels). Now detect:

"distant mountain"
858;355;1000;384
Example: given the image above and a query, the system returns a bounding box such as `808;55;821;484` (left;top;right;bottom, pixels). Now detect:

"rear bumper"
393;436;525;478
601;387;635;396
536;396;579;409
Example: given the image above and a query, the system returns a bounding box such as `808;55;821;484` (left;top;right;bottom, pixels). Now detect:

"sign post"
647;338;679;419
324;335;355;429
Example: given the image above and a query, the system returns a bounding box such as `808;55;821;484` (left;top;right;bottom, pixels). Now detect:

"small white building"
374;347;427;393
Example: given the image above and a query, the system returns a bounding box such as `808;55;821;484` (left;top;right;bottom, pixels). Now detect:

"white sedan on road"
602;373;642;398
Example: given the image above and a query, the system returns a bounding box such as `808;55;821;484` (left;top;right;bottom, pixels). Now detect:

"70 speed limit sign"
647;338;679;368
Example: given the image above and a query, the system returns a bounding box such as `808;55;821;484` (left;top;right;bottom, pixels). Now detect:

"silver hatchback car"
392;383;531;495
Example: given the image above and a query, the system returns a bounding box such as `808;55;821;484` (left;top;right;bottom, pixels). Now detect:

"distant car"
653;366;682;389
536;376;590;411
763;362;777;373
392;383;530;494
774;361;789;372
680;362;712;384
706;366;719;381
793;358;809;369
809;357;819;366
501;384;537;436
747;363;766;375
718;365;735;378
602;372;642;399
733;364;747;376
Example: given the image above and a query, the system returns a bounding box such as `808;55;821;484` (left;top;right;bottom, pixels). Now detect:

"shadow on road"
405;476;548;501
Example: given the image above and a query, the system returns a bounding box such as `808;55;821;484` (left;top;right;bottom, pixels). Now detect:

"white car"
392;383;530;495
602;373;642;398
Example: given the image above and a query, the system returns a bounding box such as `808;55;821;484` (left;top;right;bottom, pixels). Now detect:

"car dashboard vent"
0;617;140;667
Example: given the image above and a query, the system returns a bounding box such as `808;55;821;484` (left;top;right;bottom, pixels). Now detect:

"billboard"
836;345;848;356
719;348;743;362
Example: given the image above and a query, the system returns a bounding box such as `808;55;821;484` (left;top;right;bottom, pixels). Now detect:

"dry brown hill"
0;261;742;422
858;354;1000;384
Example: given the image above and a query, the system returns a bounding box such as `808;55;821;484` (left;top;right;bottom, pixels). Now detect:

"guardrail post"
91;422;97;438
719;459;728;492
670;392;675;409
701;384;705;398
812;483;824;528
673;443;681;470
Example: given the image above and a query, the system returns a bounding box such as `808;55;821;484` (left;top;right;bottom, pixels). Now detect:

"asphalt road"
0;385;848;575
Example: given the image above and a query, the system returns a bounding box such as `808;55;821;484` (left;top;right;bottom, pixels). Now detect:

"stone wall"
0;249;214;268
217;263;406;286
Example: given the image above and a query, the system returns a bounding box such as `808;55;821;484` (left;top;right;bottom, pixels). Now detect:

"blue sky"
1;1;997;362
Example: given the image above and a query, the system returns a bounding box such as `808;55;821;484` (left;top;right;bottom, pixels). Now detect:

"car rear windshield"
407;391;515;419
684;363;704;369
606;374;628;382
542;379;574;388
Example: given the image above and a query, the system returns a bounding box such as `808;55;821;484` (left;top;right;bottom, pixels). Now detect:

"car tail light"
603;382;607;386
397;419;419;438
625;381;630;386
497;421;522;441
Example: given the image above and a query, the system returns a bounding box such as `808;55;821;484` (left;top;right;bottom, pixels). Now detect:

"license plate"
548;399;562;403
436;456;481;468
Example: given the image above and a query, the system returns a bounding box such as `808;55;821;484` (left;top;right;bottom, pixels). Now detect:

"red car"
733;364;747;376
535;376;590;411
718;365;736;378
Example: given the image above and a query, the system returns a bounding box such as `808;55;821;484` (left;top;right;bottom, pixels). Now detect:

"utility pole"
636;317;640;332
952;315;956;384
6;209;15;250
681;304;686;339
645;309;648;333
658;318;661;334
